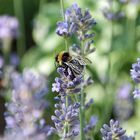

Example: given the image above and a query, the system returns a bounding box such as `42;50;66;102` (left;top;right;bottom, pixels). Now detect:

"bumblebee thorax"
56;51;71;65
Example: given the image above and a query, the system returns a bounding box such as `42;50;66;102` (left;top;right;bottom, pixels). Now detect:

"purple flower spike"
101;119;135;140
0;15;19;39
52;67;83;95
130;58;140;83
133;89;140;99
4;69;51;140
51;97;80;139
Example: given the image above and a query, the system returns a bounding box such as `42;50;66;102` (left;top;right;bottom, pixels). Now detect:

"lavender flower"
113;84;134;121
52;67;81;139
119;0;129;3
4;69;50;140
51;97;80;139
10;53;20;67
130;58;140;83
54;3;96;140
56;21;77;37
84;115;98;133
133;89;140;98
0;15;19;39
102;8;125;21
56;3;96;40
85;98;94;109
102;0;126;21
130;58;140;99
101;119;135;140
65;3;96;32
52;67;83;95
120;0;139;4
100;119;126;140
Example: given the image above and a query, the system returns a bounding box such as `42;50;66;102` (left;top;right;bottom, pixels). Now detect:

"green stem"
2;37;12;64
60;0;69;51
13;0;26;57
63;95;69;139
65;38;68;51
80;39;85;140
80;92;85;140
60;0;65;20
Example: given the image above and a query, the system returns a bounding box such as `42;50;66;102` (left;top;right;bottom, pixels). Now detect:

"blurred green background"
0;0;140;139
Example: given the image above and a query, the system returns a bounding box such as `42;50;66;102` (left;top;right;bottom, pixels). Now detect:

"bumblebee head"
55;51;71;66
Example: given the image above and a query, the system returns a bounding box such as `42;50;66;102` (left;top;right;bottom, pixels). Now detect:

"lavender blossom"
119;0;129;3
84;115;98;133
51;98;80;139
65;3;96;32
133;89;140;98
54;3;96;140
101;119;135;140
0;15;19;39
10;53;20;67
85;98;94;109
56;21;77;37
52;67;81;139
114;84;134;121
56;3;96;41
130;58;140;83
130;58;140;99
102;8;125;21
102;0;126;21
120;0;139;4
52;67;84;95
4;69;51;140
100;119;126;140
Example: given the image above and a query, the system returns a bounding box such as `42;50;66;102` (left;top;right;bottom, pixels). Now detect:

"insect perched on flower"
55;51;91;79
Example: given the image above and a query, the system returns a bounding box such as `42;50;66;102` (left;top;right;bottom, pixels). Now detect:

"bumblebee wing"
84;57;92;64
65;61;84;75
73;56;92;65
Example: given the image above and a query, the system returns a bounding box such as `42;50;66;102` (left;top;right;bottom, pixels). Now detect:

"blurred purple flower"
114;83;134;121
10;53;20;67
117;84;132;99
4;69;50;140
0;15;19;39
84;115;98;133
102;8;125;21
85;98;94;109
130;58;140;99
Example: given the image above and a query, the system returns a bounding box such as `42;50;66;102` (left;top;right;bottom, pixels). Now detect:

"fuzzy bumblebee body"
55;51;90;78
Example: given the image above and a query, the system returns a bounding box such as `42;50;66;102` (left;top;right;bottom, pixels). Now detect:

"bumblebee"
55;51;91;78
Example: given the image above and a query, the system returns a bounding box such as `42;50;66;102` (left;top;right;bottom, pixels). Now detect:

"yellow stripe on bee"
58;51;65;65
